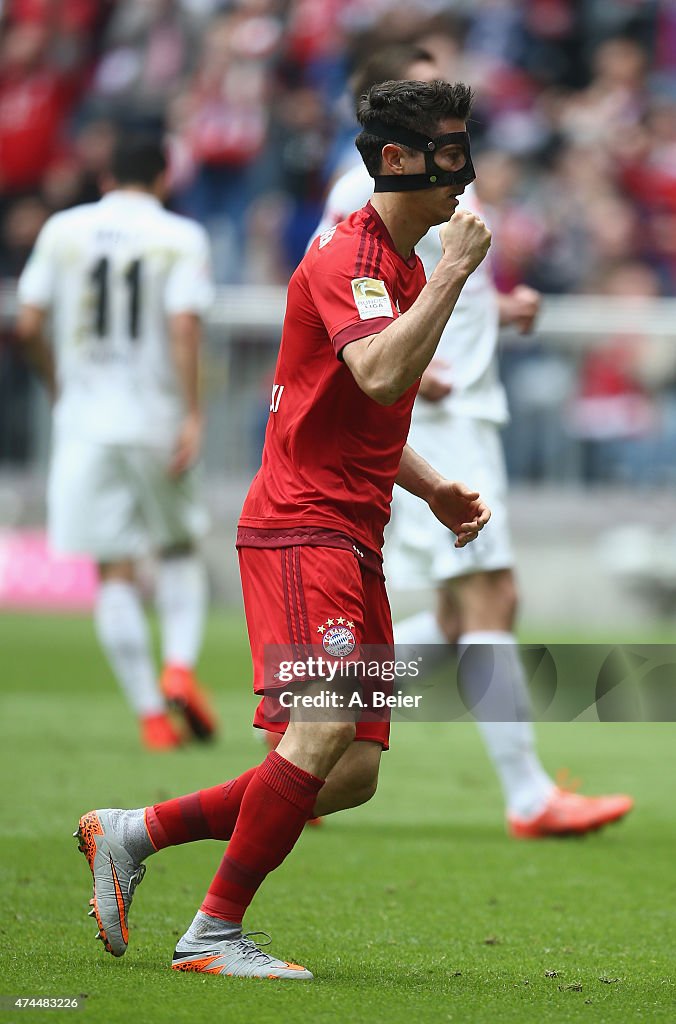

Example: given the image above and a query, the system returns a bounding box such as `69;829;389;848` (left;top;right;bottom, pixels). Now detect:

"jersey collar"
364;201;418;270
100;190;162;207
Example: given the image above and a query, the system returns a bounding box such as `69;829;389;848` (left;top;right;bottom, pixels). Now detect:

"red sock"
201;751;324;923
145;766;258;849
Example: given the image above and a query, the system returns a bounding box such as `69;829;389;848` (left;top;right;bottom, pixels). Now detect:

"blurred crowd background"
0;0;675;489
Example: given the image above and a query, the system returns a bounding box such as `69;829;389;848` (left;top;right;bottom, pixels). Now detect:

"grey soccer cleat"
171;932;313;980
74;810;146;957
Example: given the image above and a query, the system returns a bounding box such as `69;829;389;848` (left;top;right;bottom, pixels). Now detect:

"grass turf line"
0;612;674;1024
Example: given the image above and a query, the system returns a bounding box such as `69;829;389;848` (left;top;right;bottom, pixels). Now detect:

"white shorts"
48;438;209;561
385;416;514;587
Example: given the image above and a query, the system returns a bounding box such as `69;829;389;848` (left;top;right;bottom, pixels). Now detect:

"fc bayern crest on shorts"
316;617;356;657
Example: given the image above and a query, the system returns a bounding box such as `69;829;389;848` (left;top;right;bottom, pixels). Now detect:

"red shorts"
238;544;393;749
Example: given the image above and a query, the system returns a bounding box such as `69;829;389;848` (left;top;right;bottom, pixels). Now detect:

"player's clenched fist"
439;208;491;276
427;479;491;548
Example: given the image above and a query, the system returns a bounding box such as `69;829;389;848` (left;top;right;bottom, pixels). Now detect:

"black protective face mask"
365;118;476;193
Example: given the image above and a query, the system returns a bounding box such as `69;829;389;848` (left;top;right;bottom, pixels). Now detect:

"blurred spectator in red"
567;262;662;482
619;95;676;294
0;23;82;204
5;0;112;67
285;0;345;71
7;0;105;33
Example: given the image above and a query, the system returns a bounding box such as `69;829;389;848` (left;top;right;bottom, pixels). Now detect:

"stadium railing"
2;283;676;479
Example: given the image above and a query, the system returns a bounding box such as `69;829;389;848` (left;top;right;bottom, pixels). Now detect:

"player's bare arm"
395;443;490;548
342;208;491;406
169;311;203;477
15;304;57;399
418;356;453;402
498;284;540;334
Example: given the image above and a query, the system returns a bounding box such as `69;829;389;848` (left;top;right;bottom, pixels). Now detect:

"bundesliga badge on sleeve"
351;278;393;320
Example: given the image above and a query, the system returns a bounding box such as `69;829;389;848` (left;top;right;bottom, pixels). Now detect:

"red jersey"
238;202;427;555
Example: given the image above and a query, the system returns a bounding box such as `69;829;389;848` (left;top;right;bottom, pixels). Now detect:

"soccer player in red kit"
75;80;492;980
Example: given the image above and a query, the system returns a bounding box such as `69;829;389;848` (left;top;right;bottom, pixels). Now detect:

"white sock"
101;808;155;862
180;909;241;948
95;580;164;716
394;610;452;670
458;631;554;819
156;555;207;668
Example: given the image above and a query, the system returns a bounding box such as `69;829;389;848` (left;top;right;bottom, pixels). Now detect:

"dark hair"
355;79;473;177
110;137;167;187
350;44;435;111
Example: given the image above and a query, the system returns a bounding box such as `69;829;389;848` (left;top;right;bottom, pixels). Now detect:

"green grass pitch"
1;611;675;1024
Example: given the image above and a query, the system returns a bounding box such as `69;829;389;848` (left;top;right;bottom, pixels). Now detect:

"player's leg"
394;567;548;815
48;437;178;749
156;541;207;673
156;541;217;740
76;731;322;966
389;412;552;816
262;720;381;823
174;547;385;977
393;607;453;657
126;446;216;739
96;560;181;750
314;738;381;813
76;545;381;976
393;586;458;670
451;568;633;836
412;418;555;819
389;415;632;835
260;728;324;824
253;563;388;810
76;729;382;965
79;735;381;864
75;734;381;959
450;567;556;821
172;715;351;979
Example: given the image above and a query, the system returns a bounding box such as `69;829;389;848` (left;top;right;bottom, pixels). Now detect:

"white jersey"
18;191;214;445
314;164;508;424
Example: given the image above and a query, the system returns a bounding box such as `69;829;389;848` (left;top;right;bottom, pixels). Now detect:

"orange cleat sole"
161;666;217;742
141;712;183;751
508;789;634;839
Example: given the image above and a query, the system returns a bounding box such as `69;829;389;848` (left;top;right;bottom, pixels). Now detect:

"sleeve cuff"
332;316;395;360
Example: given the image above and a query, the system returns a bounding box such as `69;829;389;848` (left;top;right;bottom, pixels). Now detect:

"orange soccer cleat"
171;932;313;980
141;712;183;751
74;809;147;957
160;665;218;741
508;787;634;839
